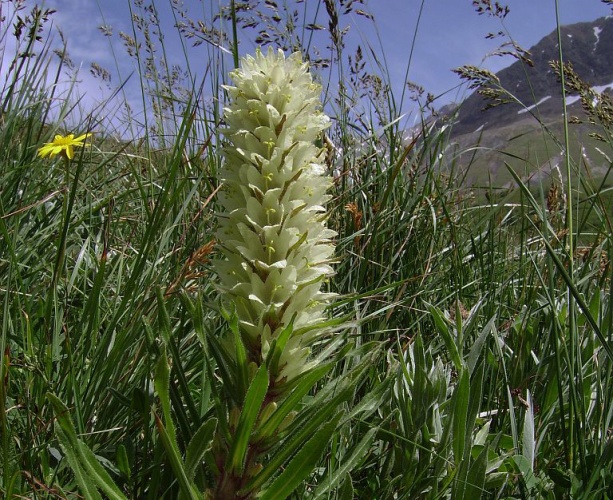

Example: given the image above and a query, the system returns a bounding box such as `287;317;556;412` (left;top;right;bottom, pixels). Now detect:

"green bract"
215;48;335;383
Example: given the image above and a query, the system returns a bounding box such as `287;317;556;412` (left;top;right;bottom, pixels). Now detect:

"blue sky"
4;0;612;131
374;0;612;102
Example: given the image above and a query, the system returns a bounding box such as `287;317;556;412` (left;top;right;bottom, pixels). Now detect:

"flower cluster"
215;48;335;383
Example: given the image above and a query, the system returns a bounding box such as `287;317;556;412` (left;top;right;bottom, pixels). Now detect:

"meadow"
1;0;612;498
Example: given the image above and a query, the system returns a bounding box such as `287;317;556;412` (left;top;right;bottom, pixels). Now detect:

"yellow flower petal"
37;132;92;160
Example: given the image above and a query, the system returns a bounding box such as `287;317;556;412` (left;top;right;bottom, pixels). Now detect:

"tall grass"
1;0;612;498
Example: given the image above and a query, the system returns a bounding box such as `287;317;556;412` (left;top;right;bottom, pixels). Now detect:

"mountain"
438;16;613;188
451;16;613;136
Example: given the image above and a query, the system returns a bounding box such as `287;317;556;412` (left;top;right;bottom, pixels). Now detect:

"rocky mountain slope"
451;16;613;136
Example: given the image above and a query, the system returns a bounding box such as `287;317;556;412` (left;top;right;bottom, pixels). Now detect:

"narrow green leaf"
155;287;172;345
54;426;103;500
453;369;470;466
75;441;128;500
512;455;537;490
130;387;150;416
185;418;217;480
583;438;613;495
107;388;131;410
506;386;519;453
154;349;177;446
522;389;535;471
259;414;342;500
244;384;354;493
266;315;295;375
297;345;378;409
154;413;200;500
463;443;488;500
343;376;392;423
429;304;463;371
505;163;613;362
467;316;495;374
207;332;242;405
312;427;377;498
47;393;80;444
466;361;485;452
257;362;333;439
338;474;354;500
116;444;130;479
228;363;269;474
47;394;126;500
155;290;200;426
230;310;249;398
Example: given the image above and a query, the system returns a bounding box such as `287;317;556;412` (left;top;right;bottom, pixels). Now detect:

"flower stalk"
210;47;336;498
37;132;92;293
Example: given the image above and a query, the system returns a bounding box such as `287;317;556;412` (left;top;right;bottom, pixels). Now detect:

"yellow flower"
37;133;91;160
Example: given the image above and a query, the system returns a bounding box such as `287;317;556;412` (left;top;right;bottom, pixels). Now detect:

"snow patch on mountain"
589;81;613;107
565;95;581;106
518;96;551;115
591;81;613;94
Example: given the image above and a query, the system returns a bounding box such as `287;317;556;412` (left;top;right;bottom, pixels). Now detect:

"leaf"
155;287;172;345
154;349;176;445
511;455;537;491
522;389;535;471
452;369;470;466
266;316;295;376
583;438;613;495
259;414;342;500
75;441;128;500
116;444;130;479
506;386;519;452
54;426;103;500
467;316;495;374
452;363;480;499
47;393;127;500
474;420;491;447
185;418;217;480
463;443;488;499
256;362;333;439
546;467;571;489
338;474;354;500
227;363;269;474
154;413;200;500
466;361;485;452
206;332;242;405
453;362;484;498
130;387;150;416
107;388;131;410
429;304;463;371
297;343;378;408
229;309;249;398
244;384;354;493
312;427;377;498
343;375;392;423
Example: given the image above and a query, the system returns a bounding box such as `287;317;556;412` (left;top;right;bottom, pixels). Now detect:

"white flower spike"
215;47;335;384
